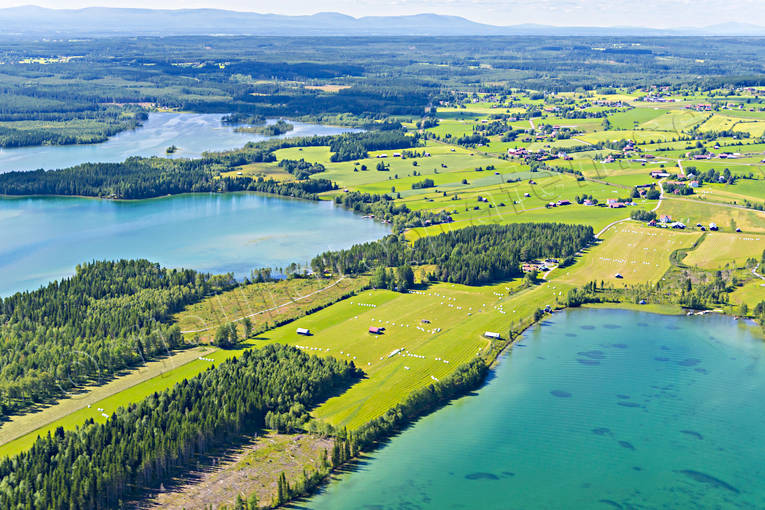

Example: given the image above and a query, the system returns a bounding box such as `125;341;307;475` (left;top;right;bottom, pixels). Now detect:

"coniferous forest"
311;223;594;284
0;344;360;509
0;260;236;417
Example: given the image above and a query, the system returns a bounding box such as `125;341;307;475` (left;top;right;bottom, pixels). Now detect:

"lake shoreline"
305;308;765;509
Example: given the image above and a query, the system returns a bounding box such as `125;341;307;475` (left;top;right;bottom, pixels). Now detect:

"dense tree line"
334;190;453;231
311;223;593;285
329;131;418;162
0;344;360;509
353;358;488;450
0;156;336;200
0;260;236;416
278;158;326;180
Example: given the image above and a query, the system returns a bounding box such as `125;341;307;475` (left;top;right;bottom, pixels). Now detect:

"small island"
235;119;294;136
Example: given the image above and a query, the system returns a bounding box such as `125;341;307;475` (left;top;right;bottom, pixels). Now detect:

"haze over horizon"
1;0;764;29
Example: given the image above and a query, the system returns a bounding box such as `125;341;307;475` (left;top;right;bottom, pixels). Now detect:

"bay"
0;193;388;297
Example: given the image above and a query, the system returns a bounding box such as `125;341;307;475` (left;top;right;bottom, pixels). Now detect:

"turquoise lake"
0;193;388;297
0;113;355;173
305;309;765;509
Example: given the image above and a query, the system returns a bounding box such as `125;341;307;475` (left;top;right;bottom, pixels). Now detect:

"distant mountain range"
1;6;764;38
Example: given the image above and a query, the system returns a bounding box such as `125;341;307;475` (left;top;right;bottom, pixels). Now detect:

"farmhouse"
296;328;311;336
484;331;501;339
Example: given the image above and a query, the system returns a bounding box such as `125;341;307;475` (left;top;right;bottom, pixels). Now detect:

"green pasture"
552;223;701;286
658;198;765;233
682;232;765;270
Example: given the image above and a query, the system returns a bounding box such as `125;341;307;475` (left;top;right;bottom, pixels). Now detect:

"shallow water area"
305;309;765;509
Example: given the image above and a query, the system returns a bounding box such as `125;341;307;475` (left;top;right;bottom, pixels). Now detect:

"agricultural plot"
398;174;636;218
733;121;765;137
425;119;480;138
689;179;765;204
274;145;333;164
698;115;740;133
658;198;765;233
221;162;292;181
685;160;765;179
552;224;701;286
578;130;679;144
406;203;644;241
260;280;564;429
639;110;709;132
730;279;765;307
607;108;666;129
538;116;604;132
682;233;765;270
175;276;368;340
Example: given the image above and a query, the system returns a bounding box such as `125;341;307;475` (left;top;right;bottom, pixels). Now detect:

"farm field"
682;232;765;269
698;114;741;133
639;110;709;131
259;280;565;429
689;180;765;204
658;198;765;232
595;109;664;129
577;129;678;144
730;279;765;307
175;275;368;340
552;223;701;286
406;202;650;241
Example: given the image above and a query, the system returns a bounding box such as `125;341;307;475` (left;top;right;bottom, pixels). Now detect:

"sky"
1;0;764;28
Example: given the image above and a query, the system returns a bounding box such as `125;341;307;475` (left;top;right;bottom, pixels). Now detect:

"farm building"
484;331;501;339
296;328;311;336
369;326;384;334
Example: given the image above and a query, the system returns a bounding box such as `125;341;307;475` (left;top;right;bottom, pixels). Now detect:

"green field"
730;279;765;307
682;232;765;269
552;223;701;286
658;198;765;233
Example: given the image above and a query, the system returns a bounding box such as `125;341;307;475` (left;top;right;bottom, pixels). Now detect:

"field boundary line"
181;277;347;333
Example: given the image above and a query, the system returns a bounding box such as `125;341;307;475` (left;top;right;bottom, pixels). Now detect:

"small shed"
369;327;383;334
484;331;501;340
296;328;311;336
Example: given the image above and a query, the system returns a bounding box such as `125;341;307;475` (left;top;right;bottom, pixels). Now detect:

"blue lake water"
0;113;354;173
305;309;765;509
0;193;388;296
